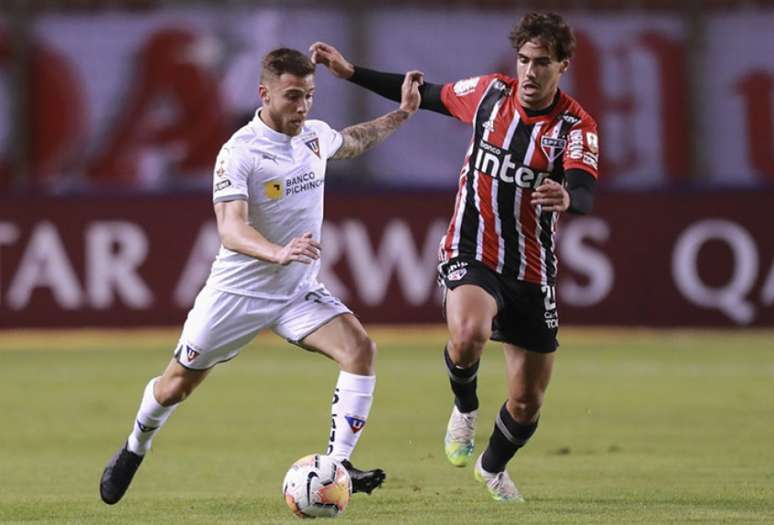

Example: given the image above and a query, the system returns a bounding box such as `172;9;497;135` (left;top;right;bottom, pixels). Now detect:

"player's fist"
309;42;354;79
275;232;321;265
531;179;570;212
400;70;423;115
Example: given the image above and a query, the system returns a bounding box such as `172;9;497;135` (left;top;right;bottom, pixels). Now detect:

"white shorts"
175;282;352;370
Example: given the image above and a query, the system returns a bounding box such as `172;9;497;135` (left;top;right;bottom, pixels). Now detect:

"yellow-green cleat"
444;406;478;467
473;454;525;502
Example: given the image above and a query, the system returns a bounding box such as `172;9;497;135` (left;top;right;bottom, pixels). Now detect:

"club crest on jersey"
540;136;567;162
345;415;367;434
304;138;321;158
185;345;200;362
264;179;284;200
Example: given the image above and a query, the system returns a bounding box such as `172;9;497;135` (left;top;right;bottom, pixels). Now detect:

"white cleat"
444;406;478;467
474;454;524;502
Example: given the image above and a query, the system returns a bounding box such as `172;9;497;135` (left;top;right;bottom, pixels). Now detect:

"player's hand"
309;42;354;79
274;233;321;265
400;70;423;115
531;179;570;212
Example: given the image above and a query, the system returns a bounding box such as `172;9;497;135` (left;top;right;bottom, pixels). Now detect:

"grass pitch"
0;327;772;524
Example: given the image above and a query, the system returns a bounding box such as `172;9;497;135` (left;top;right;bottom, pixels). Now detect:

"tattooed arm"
333;109;412;160
331;70;422;160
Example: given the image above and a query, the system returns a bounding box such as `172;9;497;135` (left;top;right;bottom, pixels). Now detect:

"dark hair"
261;48;315;82
509;12;576;62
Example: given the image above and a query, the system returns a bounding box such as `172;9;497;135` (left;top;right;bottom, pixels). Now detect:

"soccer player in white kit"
100;48;422;505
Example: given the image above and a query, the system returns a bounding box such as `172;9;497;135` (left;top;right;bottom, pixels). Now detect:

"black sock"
481;402;538;473
444;346;479;413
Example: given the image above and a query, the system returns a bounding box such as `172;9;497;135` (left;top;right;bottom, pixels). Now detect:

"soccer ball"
282;454;352;518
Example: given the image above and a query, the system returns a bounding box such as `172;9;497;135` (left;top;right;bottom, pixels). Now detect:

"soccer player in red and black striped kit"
312;12;598;501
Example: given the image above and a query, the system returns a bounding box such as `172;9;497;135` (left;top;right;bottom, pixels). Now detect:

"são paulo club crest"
540;136;567;162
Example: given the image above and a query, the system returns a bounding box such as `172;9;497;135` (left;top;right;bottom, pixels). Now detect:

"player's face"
516;39;568;110
259;73;315;136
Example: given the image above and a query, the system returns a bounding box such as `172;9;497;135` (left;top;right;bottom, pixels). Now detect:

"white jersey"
205;109;343;300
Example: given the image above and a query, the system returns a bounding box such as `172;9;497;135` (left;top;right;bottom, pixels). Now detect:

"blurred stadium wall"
0;0;772;328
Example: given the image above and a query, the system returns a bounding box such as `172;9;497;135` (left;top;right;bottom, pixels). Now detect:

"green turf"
0;328;773;524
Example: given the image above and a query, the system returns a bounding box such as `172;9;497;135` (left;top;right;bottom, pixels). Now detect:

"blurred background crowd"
1;0;772;328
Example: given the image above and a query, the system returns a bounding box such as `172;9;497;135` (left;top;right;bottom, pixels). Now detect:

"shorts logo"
345;415;367;434
264;179;284;200
305;138;321;158
540;136;567;162
448;268;468;281
186;345;200;362
444;260;469;282
541;285;559;328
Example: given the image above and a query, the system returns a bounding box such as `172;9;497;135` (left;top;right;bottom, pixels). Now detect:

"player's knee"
448;319;489;362
341;334;377;374
155;376;195;406
508;394;543;423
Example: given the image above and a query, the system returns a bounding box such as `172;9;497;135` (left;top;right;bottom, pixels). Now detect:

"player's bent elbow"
218;228;241;252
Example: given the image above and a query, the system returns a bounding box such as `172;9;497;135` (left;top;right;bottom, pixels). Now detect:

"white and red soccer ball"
282;454;352;518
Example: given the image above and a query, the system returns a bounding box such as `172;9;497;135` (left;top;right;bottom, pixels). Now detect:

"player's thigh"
446;284;497;354
299;313;374;366
502;343;555;408
272;284;367;367
440;259;500;348
177;285;275;369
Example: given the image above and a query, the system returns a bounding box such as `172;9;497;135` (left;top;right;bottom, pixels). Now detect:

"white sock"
126;377;178;456
327;371;376;462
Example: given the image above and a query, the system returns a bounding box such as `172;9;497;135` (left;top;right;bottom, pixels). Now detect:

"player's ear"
259;84;269;104
559;59;570;74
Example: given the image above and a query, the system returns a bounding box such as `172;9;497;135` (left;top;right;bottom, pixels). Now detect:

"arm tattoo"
332;109;411;160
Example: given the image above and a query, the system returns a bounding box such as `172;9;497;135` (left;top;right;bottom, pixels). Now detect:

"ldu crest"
305;138;320;158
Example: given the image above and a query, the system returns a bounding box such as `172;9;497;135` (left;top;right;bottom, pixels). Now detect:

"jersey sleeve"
311;120;344;160
440;73;500;124
212;143;254;203
564;116;599;179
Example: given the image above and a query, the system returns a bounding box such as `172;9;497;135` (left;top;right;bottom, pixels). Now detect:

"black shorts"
438;257;559;353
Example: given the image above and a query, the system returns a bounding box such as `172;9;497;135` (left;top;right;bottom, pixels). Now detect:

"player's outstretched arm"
309;42;355;79
331;71;421;160
310;42;451;116
214;200;320;265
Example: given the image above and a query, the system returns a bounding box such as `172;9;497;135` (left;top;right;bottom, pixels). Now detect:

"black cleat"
341;459;386;494
100;442;144;504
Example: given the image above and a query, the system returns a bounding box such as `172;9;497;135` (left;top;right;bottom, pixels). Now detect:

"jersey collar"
251;108;294;143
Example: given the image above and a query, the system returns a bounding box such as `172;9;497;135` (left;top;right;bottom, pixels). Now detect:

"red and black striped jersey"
439;73;599;286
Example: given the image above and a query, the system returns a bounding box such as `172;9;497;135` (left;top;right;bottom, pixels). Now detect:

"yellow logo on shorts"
264;179;284;200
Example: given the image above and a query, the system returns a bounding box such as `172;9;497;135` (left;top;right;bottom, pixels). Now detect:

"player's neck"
257;109;293;140
521;90;560;116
